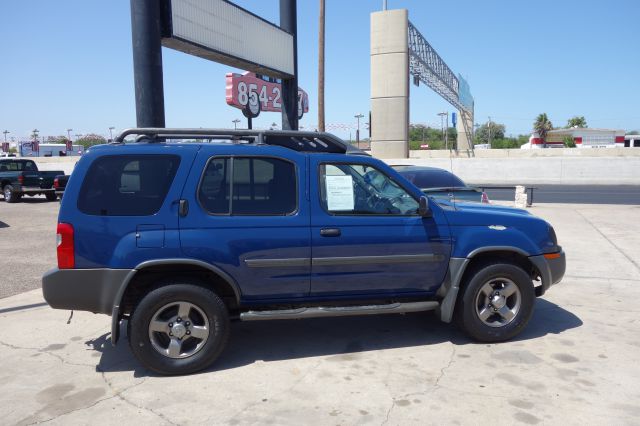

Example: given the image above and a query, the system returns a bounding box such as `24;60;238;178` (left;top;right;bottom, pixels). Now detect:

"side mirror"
418;196;431;217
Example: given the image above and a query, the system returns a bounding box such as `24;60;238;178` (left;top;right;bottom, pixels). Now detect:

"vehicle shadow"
14;197;52;204
0;220;8;228
89;298;582;376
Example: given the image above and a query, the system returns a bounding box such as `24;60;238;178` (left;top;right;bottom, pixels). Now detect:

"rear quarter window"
78;155;180;216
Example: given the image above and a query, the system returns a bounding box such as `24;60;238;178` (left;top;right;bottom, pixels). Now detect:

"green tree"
563;136;576;148
533;113;553;141
474;121;505;144
46;135;68;143
566;116;587;128
75;134;107;149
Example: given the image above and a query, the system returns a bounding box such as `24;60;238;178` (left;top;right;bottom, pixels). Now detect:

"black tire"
45;192;57;201
129;282;230;375
456;263;535;342
3;185;20;203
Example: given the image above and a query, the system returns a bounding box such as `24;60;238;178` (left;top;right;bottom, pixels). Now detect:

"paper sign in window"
325;175;354;211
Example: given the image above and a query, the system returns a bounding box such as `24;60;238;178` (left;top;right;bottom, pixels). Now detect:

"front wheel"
456;263;535;342
129;282;230;375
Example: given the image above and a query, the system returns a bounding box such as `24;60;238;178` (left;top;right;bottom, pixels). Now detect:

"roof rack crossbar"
113;128;366;155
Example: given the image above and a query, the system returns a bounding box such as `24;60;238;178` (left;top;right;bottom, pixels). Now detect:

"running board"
240;301;439;321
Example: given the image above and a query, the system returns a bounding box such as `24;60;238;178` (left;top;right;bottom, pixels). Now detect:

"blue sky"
1;0;639;141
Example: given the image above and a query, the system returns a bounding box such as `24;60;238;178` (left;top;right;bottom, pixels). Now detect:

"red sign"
226;72;309;119
1;143;8;152
420;144;429;149
65;139;73;151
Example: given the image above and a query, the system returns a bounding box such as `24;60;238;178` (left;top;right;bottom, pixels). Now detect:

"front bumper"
529;249;566;296
42;268;133;315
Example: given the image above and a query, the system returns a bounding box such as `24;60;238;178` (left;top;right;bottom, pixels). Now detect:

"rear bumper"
13;184;55;194
42;268;134;315
529;249;566;296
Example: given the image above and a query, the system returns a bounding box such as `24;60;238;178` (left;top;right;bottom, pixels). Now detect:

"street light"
32;129;39;141
354;113;364;148
232;119;241;130
109;127;115;140
437;112;448;149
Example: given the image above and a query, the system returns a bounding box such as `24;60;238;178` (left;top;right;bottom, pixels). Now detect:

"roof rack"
114;128;369;155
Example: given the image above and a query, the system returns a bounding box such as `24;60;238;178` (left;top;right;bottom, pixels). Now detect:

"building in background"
624;135;640;147
522;128;626;149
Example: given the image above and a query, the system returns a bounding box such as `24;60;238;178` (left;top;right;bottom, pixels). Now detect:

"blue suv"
42;128;565;375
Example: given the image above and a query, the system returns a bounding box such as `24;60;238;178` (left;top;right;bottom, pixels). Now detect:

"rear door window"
78;155;180;216
198;156;297;215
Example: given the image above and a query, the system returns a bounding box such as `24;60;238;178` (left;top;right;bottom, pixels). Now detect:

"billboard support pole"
279;0;299;130
130;0;166;128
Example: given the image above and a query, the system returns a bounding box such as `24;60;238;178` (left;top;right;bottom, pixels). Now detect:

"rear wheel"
3;185;20;203
456;263;535;342
129;282;230;375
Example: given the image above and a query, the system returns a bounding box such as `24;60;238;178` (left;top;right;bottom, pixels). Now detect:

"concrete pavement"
1;203;639;424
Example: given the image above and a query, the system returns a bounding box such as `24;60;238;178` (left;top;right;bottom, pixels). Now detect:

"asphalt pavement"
474;184;640;205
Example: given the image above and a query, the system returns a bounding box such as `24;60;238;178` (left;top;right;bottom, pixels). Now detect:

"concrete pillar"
370;9;409;159
456;110;474;152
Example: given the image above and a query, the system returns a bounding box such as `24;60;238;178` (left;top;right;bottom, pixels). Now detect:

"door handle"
320;228;341;237
178;199;189;217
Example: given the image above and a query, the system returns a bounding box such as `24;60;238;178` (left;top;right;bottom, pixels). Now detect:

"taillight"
57;223;74;269
53;178;59;189
481;191;491;204
18;174;24;184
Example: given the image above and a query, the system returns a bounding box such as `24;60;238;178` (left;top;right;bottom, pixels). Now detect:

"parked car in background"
0;159;64;202
392;165;490;204
53;174;69;199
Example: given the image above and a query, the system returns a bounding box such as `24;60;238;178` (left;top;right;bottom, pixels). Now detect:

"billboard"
1;143;8;153
457;74;474;111
162;0;294;78
19;141;39;157
226;72;308;119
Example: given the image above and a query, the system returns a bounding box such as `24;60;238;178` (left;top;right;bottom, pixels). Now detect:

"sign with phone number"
225;72;309;119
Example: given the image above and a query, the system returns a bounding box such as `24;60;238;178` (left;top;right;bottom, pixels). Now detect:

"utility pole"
445;111;449;150
3;130;9;143
437;112;447;149
66;129;72;141
354;113;364;148
318;0;325;132
488;116;492;149
232;119;241;130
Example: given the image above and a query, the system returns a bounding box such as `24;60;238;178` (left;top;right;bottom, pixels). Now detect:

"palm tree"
566;116;587;128
533;113;553;142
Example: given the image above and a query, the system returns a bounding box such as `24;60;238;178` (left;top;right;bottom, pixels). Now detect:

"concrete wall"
370;9;409;159
384;149;640;185
30;148;640;185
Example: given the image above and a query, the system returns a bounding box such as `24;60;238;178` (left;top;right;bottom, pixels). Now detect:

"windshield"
398;169;466;189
